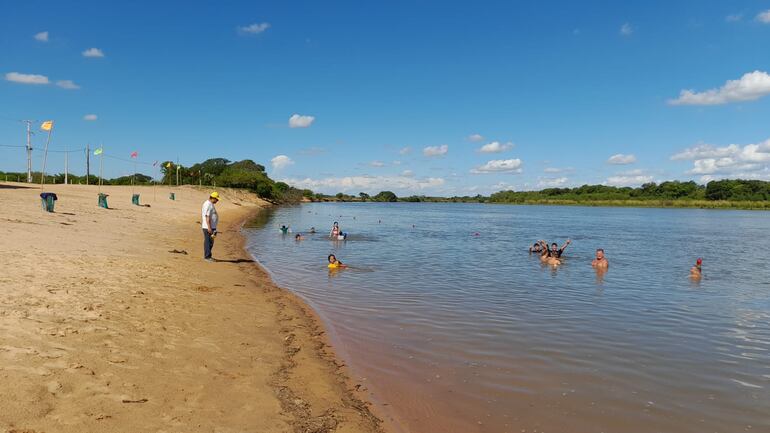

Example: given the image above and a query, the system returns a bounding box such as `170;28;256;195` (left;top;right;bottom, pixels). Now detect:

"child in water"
690;258;702;279
327;254;347;269
280;225;290;234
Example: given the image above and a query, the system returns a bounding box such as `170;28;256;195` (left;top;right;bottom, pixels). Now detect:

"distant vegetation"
3;165;769;209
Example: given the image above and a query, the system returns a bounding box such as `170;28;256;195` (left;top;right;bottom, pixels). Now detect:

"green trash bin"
132;194;140;205
98;193;109;209
40;192;57;212
169;192;175;201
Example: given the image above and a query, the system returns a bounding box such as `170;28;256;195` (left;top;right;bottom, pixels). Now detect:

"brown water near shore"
245;202;770;433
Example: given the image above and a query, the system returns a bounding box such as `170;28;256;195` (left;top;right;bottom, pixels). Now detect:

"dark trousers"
203;229;215;259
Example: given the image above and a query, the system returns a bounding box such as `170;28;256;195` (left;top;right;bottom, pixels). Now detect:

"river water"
243;203;770;433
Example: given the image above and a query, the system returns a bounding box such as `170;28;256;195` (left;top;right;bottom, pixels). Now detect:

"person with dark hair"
592;248;608;268
330;221;340;238
529;242;542;254
547;239;571;259
295;233;304;241
327;254;347;269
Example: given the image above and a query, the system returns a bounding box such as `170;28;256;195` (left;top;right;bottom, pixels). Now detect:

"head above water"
696;258;703;267
333;222;339;227
551;242;558;251
328;254;337;263
596;249;605;259
295;234;301;240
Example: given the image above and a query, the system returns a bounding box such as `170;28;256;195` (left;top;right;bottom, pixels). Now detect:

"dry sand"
0;182;383;433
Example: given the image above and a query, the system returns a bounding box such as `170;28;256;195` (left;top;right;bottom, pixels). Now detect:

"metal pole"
25;120;33;183
64;148;69;185
86;144;90;185
40;126;53;191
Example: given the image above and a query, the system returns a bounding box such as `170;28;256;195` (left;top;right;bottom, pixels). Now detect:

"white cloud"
399;146;412;155
756;10;770;23
669;71;770;105
83;114;98;121
478;141;514;154
281;175;445;194
620;23;634;36
238;22;271;34
56;80;80;89
726;13;743;22
544;167;571;173
369;160;386;167
5;72;49;85
538;177;568;188
288;114;315;128
401;170;414;177
467;133;484;142
471;159;523;174
605;174;654;187
671;139;770;178
423;144;448;157
34;31;48;42
82;48;105;58
271;155;294;170
607;153;637;165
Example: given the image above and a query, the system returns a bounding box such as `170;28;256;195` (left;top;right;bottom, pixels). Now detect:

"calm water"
244;203;770;433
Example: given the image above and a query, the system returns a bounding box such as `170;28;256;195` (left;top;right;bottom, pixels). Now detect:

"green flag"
94;148;103;155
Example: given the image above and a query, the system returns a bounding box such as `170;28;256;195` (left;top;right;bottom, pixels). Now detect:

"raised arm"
560;239;571;252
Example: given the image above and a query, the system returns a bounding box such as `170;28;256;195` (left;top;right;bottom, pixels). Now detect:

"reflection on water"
244;203;770;433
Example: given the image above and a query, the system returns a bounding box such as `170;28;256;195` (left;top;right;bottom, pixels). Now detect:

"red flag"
130;151;138;158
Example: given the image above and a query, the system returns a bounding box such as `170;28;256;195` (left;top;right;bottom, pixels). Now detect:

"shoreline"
0;182;384;433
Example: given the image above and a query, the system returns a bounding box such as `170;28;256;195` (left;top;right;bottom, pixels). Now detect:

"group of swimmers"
529;239;702;279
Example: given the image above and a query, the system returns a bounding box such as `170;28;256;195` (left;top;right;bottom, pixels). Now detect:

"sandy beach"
0;182;382;433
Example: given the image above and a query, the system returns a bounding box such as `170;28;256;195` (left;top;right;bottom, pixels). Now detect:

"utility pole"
64;150;69;185
23;120;33;183
86;144;90;185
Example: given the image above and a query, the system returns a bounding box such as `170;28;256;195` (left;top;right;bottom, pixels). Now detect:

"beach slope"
0;183;381;433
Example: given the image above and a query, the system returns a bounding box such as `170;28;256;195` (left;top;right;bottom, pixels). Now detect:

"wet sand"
0;182;382;433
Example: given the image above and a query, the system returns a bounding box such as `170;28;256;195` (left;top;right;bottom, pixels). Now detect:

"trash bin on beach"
132;194;140;205
40;192;57;212
169;192;175;200
98;193;109;209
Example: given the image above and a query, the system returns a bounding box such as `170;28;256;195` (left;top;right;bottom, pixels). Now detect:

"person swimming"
592;248;609;268
547;239;571;259
309;227;316;234
529;242;542;253
295;233;304;241
690;258;703;279
327;254;347;269
280;225;290;234
330;222;340;238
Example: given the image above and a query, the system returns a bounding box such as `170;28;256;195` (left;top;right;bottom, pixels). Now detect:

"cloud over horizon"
607;153;637;165
671;138;770;180
238;22;271;34
478;141;514;154
83;114;98;121
281;175;445;194
271;154;294;170
423;144;448;157
56;80;80;89
34;31;48;42
605;169;654;187
669;71;770;105
288;114;315;128
471;159;523;174
82;48;105;58
5;72;49;85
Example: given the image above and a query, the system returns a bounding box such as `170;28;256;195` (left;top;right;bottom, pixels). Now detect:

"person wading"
202;192;220;262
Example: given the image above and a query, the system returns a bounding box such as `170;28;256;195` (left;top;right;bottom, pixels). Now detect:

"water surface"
244;203;770;433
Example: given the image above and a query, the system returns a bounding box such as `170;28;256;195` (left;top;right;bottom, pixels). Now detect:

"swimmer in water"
295;234;304;241
327;254;347;269
280;225;290;234
330;222;340;238
591;248;608;268
529;242;542;254
309;227;316;234
538;240;562;266
690;258;702;279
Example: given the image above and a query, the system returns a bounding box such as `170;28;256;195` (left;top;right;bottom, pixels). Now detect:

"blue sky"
2;0;770;195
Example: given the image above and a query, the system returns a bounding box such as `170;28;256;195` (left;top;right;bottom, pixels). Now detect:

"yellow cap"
210;191;220;199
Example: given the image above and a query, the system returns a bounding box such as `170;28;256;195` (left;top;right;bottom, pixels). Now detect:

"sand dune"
0;183;382;433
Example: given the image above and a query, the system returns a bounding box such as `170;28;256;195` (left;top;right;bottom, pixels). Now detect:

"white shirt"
201;200;218;230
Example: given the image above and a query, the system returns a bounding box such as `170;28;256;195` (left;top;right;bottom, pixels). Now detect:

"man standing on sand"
202;192;220;262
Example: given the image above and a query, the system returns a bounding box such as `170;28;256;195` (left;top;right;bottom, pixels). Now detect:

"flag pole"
40;123;54;191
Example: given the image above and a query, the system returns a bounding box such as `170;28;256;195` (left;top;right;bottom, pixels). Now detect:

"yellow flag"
41;120;53;131
166;162;172;168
